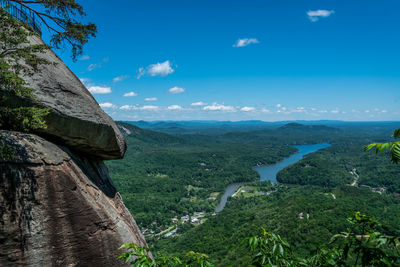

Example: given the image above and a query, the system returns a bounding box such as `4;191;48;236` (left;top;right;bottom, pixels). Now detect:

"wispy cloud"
99;102;117;109
203;103;236;112
88;63;101;71
78;55;90;61
307;10;335;22
120;105;133;110
113;75;130;83
241;106;256;112
123;91;138;97
137;60;175;79
168;105;183;110
120;105;159;111
137;67;145;79
168;86;186;94
233;38;259;47
141;105;159;111
191;101;207;106
145;97;158;101
87;86;111;94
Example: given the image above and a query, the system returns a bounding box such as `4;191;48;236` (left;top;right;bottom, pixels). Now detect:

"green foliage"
118;243;214;267
111;122;400;266
0;142;16;160
152;186;400;266
0;106;50;131
118;243;156;267
365;128;400;164
244;228;296;266
0;9;50;132
123;213;399;267
0;9;49;69
6;0;97;60
278;142;400;193
326;212;400;266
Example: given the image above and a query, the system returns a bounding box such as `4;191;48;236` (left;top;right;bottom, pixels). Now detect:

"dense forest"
107;121;400;266
152;185;400;266
107;122;295;227
277;142;400;192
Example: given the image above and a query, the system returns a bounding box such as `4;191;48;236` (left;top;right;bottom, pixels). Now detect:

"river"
215;143;331;213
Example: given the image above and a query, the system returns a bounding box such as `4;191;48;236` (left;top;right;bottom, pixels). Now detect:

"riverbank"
215;143;331;212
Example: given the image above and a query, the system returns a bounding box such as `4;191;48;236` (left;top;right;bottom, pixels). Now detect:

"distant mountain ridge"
122;120;399;134
278;122;339;131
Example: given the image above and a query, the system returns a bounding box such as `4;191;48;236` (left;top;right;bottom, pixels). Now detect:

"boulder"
0;131;146;266
11;35;126;160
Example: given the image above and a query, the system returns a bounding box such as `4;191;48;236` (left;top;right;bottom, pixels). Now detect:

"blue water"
254;143;331;183
215;143;331;213
215;183;245;213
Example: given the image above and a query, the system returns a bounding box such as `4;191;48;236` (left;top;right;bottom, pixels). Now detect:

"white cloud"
281;107;287;111
137;67;146;79
233;38;259;47
148;61;174;76
191;101;207;106
78;55;90;61
145;97;158;101
168;86;186;94
123;91;138;97
381;110;388;113
276;104;282;108
141;105;159;111
88;63;101;71
365;110;370;113
292;107;306;113
113;75;130;83
307;10;335;22
119;105;159;111
87;86;111;94
168;105;183;110
241;106;256;112
120;105;134;110
261;108;271;113
331;110;339;114
137;60;174;79
203;103;236;112
99;102;117;109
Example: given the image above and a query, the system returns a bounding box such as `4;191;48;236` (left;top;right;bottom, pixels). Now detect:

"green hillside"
108;122;400;266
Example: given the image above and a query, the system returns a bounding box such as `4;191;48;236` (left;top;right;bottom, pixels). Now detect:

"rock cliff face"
19;35;126;160
0;37;146;266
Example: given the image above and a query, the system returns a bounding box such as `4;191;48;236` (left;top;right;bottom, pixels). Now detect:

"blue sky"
48;0;400;121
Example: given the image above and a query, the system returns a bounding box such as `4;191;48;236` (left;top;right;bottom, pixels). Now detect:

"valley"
106;121;400;266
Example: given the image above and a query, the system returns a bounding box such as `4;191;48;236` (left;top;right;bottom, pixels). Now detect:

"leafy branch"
118;213;400;267
6;0;97;60
365;128;400;164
